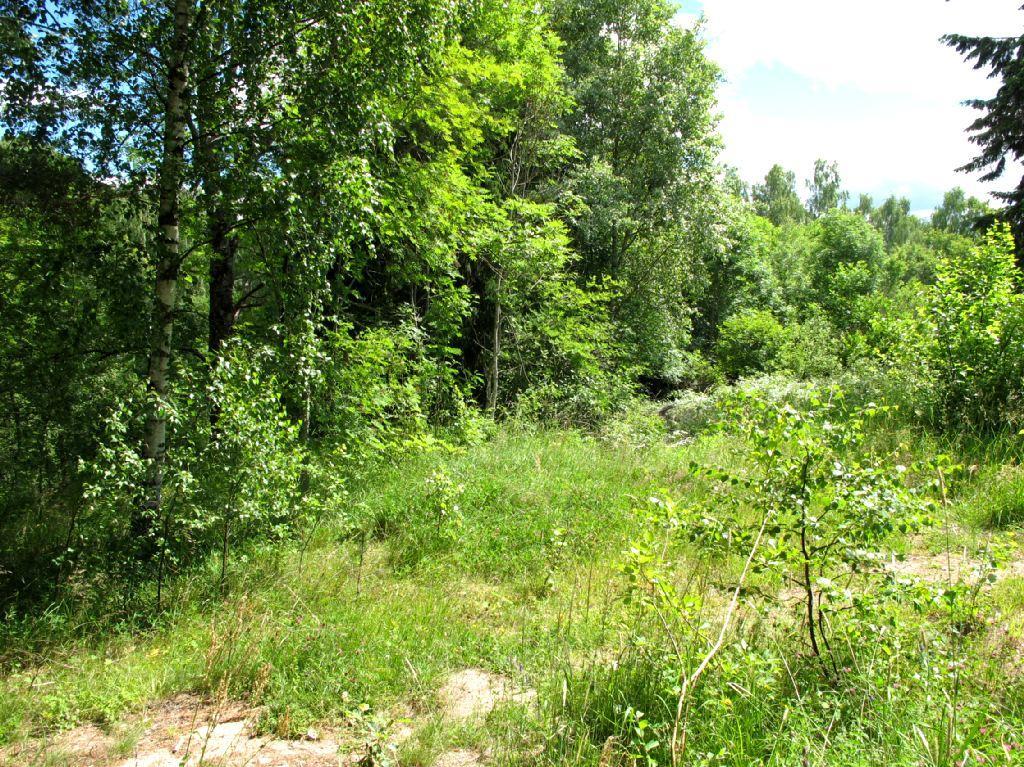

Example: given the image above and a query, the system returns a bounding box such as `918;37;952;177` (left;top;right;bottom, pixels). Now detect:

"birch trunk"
138;0;193;553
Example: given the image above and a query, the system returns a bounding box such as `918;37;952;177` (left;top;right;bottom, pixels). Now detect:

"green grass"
959;463;1024;529
1;423;1023;766
0;429;687;742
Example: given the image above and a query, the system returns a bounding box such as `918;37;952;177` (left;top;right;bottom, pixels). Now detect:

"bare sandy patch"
1;695;344;767
437;669;535;723
433;748;486;767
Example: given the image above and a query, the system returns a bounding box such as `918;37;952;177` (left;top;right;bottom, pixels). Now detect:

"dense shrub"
775;312;842;379
660;390;717;437
812;211;885;301
662;350;724;392
598;401;667;449
75;342;306;602
503;273;637;428
926;224;1024;431
661;374;820;437
714;309;785;379
312;322;443;455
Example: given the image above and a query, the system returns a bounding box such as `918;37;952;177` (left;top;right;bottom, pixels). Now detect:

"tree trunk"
208;209;237;357
196;40;238;361
138;0;193;558
486;273;502;412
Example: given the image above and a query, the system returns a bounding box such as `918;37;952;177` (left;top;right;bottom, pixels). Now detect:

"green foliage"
855;193;874;217
78;342;305;601
806;159;849;219
926;224;1024;431
691;392;931;661
352;429;672;582
4;12;1024;767
0;0;656;609
488;201;633;421
932;187;992;237
752;164;805;226
960;464;1024;529
2;420;1023;765
775;312;843;379
0;141;151;605
690;203;784;347
870;195;919;249
543;399;1022;767
312;322;440;454
879;227;972;290
811;211;885;323
389;469;466;571
663;350;724;393
714;309;785;379
944;26;1024;256
660;390;718;438
552;0;723;383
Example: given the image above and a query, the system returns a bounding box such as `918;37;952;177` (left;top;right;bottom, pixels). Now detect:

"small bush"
715;309;785;380
77;341;305;603
512;375;636;430
833;357;938;424
599;401;667;449
661;374;820;439
660;390;718;437
927;224;1024;431
389;469;466;571
732;373;819;409
775;313;842;379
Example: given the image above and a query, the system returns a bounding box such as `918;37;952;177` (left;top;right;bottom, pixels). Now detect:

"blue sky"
674;0;1022;215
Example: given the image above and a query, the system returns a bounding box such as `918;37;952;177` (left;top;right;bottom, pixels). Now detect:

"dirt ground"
2;669;534;767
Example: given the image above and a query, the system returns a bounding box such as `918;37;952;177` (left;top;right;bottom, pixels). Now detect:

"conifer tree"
944;16;1024;260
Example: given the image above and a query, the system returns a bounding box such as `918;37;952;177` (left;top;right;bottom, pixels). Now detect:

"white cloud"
681;0;1022;209
700;0;1017;98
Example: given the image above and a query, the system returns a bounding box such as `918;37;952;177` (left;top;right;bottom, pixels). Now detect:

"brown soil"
1;694;344;767
436;669;535;723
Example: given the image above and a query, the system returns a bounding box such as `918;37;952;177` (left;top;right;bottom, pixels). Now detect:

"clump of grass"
961;463;1024;528
108;720;146;759
544;613;1024;767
